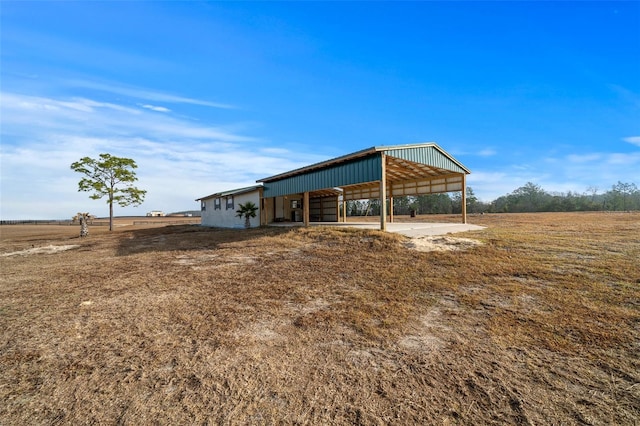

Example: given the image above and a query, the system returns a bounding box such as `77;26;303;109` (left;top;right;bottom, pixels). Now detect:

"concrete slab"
303;222;486;237
385;223;486;237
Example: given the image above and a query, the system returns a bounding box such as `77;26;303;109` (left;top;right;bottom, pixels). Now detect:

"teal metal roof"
256;142;470;198
262;155;381;198
258;142;469;183
384;144;469;174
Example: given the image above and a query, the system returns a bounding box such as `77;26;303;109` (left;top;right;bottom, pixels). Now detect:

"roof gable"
383;144;469;174
196;184;262;201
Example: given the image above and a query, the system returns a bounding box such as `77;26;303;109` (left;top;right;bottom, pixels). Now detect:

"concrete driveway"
307;221;486;237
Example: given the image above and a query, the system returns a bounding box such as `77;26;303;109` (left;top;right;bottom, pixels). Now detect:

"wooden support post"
259;188;266;226
461;173;467;224
389;195;394;223
303;191;310;226
380;154;387;232
342;195;347;222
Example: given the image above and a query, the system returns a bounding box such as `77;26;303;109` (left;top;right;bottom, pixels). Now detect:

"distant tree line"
345;181;640;216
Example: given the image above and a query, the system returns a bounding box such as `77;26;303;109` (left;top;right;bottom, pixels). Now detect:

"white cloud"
140;104;171;113
467;146;640;202
260;147;292;155
65;79;236;109
607;152;640;165
449;147;497;157
567;153;603;163
466;171;519;201
623;136;640;147
477;148;497;157
1;92;249;142
540;151;640;194
0;92;327;219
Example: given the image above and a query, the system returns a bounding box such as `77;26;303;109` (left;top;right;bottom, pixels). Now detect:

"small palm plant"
236;201;259;228
72;212;92;237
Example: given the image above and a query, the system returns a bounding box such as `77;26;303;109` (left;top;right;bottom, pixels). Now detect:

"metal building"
257;142;470;231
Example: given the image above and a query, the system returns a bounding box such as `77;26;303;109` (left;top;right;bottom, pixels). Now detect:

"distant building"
146;211;165;217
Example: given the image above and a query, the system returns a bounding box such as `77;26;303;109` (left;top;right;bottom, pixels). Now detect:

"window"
214;198;221;210
226;196;234;210
201;200;206;211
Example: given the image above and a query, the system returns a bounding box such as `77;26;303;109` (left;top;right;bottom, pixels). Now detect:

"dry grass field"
1;212;638;425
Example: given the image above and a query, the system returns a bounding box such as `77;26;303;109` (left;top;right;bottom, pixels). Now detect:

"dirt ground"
1;212;639;425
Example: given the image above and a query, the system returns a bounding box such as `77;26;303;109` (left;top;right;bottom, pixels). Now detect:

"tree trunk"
79;215;89;237
245;216;250;228
109;198;113;231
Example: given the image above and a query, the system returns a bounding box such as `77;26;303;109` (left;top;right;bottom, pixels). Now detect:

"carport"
257;143;471;231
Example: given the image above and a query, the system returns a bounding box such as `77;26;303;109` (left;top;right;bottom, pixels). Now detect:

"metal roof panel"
196;184;262;201
263;155;382;198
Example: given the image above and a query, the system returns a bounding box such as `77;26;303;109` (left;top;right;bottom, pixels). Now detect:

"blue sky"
1;1;639;219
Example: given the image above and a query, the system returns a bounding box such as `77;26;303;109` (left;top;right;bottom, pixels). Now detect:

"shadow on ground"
115;225;295;256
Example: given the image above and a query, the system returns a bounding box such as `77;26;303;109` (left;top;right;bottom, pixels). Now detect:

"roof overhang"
196;184;262;201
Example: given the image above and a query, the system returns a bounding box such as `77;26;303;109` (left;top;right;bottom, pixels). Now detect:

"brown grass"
1;212;639;424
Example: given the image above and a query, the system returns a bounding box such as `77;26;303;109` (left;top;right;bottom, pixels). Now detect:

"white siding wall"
201;191;261;228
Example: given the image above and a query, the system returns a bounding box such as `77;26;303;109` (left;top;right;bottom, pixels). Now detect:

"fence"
132;220;200;225
1;220;76;225
1;219;200;226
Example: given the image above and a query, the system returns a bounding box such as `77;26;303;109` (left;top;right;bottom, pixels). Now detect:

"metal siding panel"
263;155;382;198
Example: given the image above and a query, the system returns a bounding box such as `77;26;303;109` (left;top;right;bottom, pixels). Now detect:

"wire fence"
0;220;109;226
132;220;200;225
1;220;78;225
1;219;200;226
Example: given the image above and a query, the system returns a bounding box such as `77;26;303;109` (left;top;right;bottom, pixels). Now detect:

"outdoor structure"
198;143;471;231
198;185;263;228
146;211;165;217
